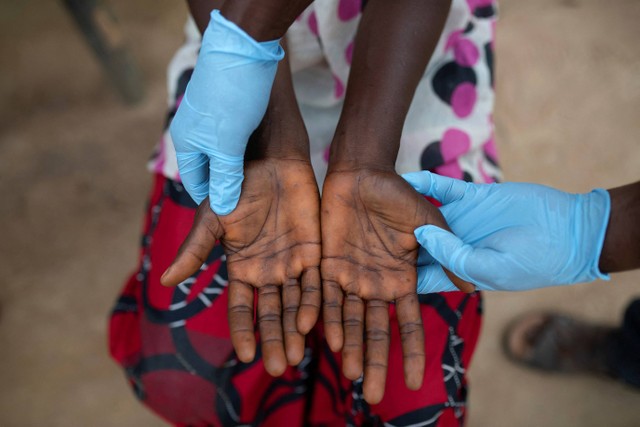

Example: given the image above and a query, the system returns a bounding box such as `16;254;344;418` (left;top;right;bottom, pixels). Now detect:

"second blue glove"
403;171;611;293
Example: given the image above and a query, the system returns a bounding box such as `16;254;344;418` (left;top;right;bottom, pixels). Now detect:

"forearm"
188;0;311;39
246;40;310;160
221;0;312;41
187;0;226;33
599;181;640;273
329;0;452;171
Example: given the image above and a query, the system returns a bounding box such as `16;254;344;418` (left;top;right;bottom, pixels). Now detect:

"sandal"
502;312;616;376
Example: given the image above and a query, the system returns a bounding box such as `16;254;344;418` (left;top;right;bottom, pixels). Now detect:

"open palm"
162;158;321;376
321;168;472;403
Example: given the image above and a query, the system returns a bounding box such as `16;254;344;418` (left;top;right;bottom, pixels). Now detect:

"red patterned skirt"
109;174;483;426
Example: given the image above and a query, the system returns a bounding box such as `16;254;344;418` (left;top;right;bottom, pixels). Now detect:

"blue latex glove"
169;10;284;215
402;171;611;293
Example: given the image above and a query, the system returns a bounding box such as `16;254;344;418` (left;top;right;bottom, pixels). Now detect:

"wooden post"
62;0;145;105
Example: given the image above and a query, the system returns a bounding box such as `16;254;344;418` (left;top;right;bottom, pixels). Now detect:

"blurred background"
0;0;639;425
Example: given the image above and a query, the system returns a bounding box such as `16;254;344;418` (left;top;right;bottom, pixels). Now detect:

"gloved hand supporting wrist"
170;10;284;215
403;171;613;293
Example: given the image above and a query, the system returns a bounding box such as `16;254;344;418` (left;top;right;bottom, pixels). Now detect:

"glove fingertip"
209;198;238;216
209;191;240;215
209;174;243;216
414;224;442;241
180;181;208;207
401;171;422;184
192;192;207;207
402;171;433;194
209;201;236;216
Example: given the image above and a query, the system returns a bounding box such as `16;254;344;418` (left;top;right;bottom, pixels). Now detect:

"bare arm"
329;0;452;171
599;181;640;273
321;0;473;404
187;0;225;33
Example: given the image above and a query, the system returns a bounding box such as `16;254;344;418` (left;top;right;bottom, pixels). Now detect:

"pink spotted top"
149;0;501;187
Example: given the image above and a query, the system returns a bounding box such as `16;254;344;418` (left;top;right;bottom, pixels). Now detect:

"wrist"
328;91;405;173
187;0;226;34
246;104;310;161
327;132;399;174
249;125;310;161
249;57;310;160
204;10;284;58
220;1;310;42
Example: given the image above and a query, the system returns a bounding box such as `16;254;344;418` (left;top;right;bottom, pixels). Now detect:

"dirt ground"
1;0;639;426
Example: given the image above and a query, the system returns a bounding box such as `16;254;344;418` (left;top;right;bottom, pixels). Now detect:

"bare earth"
0;0;639;425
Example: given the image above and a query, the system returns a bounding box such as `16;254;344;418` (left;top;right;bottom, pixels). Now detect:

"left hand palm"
320;169;472;403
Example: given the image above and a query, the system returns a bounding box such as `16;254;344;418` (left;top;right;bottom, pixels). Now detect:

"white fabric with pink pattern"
149;0;501;187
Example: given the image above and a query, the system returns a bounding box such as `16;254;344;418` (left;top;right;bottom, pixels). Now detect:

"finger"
418;222;508;291
417;242;436;267
209;154;244;215
413;195;475;294
322;279;344;352
228;280;256;363
402;171;469;205
297;267;321;334
257;285;287;376
363;300;390;405
414;224;476;293
395;293;425;390
458;246;512;292
282;278;305;366
417;263;459;294
175;152;209;205
414;225;476;287
417;243;461;294
342;294;365;381
161;201;222;287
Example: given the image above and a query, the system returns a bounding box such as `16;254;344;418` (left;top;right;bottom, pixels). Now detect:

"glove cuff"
207;10;285;61
580;188;611;282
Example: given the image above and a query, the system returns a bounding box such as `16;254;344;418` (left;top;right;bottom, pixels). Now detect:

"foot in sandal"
502;312;617;377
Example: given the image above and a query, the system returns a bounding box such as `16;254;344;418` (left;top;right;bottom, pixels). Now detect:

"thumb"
208;154;244;216
402;171;469;205
414;224;475;284
161;200;223;287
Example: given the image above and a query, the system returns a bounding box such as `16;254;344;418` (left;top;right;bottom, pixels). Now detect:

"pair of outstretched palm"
161;156;471;404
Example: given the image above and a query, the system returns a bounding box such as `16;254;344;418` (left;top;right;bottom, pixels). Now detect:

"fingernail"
160;267;172;285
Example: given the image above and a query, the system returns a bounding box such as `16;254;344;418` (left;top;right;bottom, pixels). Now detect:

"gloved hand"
402;171;611;292
169;10;284;215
